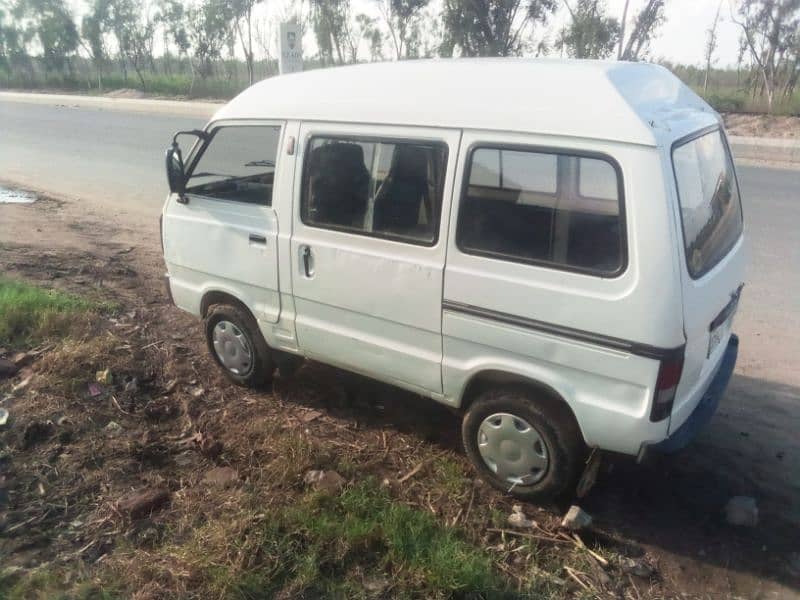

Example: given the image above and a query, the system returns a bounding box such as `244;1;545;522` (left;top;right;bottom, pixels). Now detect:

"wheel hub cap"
477;412;549;486
212;320;252;375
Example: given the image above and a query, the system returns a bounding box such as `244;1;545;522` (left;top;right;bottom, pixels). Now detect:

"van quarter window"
186;125;281;206
458;147;625;275
672;129;743;279
301;136;447;245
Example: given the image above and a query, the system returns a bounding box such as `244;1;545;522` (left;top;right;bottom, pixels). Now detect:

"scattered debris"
122;376;139;394
508;504;536;529
104;421;123;437
299;409;323;423
143;398;179;421
88;382;105;397
561;505;592;530
96;368;113;385
115;488;170;519
203;466;239;488
9;351;31;366
12;372;33;393
22;420;55;448
190;386;205;398
163;378;179;394
56;415;72;426
0;408;8;427
191;432;223;460
621;557;655;578
304;470;346;494
724;496;759;527
0;357;19;379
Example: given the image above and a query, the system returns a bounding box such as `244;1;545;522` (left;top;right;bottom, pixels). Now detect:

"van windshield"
672;129;743;278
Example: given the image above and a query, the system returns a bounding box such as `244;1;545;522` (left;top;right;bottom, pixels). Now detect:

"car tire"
204;304;274;388
462;386;586;503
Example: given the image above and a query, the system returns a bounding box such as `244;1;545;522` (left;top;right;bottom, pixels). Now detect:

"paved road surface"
1;93;799;527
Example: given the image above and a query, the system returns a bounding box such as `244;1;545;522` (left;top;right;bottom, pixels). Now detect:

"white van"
161;59;745;501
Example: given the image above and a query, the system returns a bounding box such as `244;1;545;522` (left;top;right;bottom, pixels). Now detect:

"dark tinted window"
186;125;281;205
458;147;624;274
672;129;743;278
301;136;447;245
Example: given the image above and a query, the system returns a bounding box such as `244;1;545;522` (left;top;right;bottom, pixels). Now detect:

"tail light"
650;353;684;422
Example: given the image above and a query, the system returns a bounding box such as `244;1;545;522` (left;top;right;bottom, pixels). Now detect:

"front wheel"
462;386;586;503
204;304;274;388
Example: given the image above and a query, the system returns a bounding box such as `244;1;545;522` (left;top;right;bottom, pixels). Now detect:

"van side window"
457;147;625;275
301;136;448;245
186;125;281;206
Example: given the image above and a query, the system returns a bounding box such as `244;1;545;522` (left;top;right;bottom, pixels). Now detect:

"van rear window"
457;147;625;275
672;129;743;278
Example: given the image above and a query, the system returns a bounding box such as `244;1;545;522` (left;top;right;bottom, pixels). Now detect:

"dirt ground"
723;113;800;139
1;194;799;598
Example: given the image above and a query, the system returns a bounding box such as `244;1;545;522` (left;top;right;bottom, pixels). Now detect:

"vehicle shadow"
275;364;800;592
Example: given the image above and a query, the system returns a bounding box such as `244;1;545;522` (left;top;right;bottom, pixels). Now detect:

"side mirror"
165;142;186;196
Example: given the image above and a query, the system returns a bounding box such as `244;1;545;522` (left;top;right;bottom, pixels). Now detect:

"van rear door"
670;127;746;433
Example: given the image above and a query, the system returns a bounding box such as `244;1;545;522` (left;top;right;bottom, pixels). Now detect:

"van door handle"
249;234;267;245
302;245;314;277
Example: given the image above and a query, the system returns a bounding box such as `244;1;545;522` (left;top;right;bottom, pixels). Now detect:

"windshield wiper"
191;172;237;179
244;160;275;168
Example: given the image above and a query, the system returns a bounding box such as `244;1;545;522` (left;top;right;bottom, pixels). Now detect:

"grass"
0;277;95;347
187;479;509;598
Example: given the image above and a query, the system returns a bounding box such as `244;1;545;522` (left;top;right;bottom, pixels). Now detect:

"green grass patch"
173;479;511;598
0;277;94;346
0;568;117;600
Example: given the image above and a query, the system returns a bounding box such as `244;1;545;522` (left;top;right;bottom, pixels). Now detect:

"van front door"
289;123;459;395
163;121;284;324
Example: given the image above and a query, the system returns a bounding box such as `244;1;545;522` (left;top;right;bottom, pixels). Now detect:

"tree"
16;0;79;74
703;0;723;94
731;0;800;112
231;0;263;85
375;0;429;59
0;0;32;76
186;0;234;80
158;0;191;74
560;0;619;58
81;0;109;88
309;0;350;64
441;0;557;57
619;0;665;61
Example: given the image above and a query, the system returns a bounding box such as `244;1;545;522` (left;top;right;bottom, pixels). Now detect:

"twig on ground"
111;395;134;416
398;460;426;483
487;528;572;544
563;565;593;592
572;533;609;567
141;340;163;350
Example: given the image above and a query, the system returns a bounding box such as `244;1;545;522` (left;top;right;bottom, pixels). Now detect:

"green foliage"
705;92;746;113
560;0;619;59
228;480;507;597
15;0;79;73
0;277;93;346
441;0;557;57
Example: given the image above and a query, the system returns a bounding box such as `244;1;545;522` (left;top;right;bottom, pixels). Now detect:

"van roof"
213;58;719;147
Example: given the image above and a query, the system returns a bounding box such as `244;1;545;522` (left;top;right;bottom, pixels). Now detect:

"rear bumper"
648;334;738;454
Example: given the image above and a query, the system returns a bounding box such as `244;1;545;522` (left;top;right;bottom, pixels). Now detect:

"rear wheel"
462;386;586;502
205;304;274;388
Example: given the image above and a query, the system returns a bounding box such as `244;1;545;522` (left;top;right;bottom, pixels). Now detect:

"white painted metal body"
161;59;746;457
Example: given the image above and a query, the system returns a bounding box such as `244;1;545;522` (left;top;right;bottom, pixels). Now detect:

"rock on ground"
561;505;593;530
116;488;170;519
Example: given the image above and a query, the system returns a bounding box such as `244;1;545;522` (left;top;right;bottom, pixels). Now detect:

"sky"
63;0;746;68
